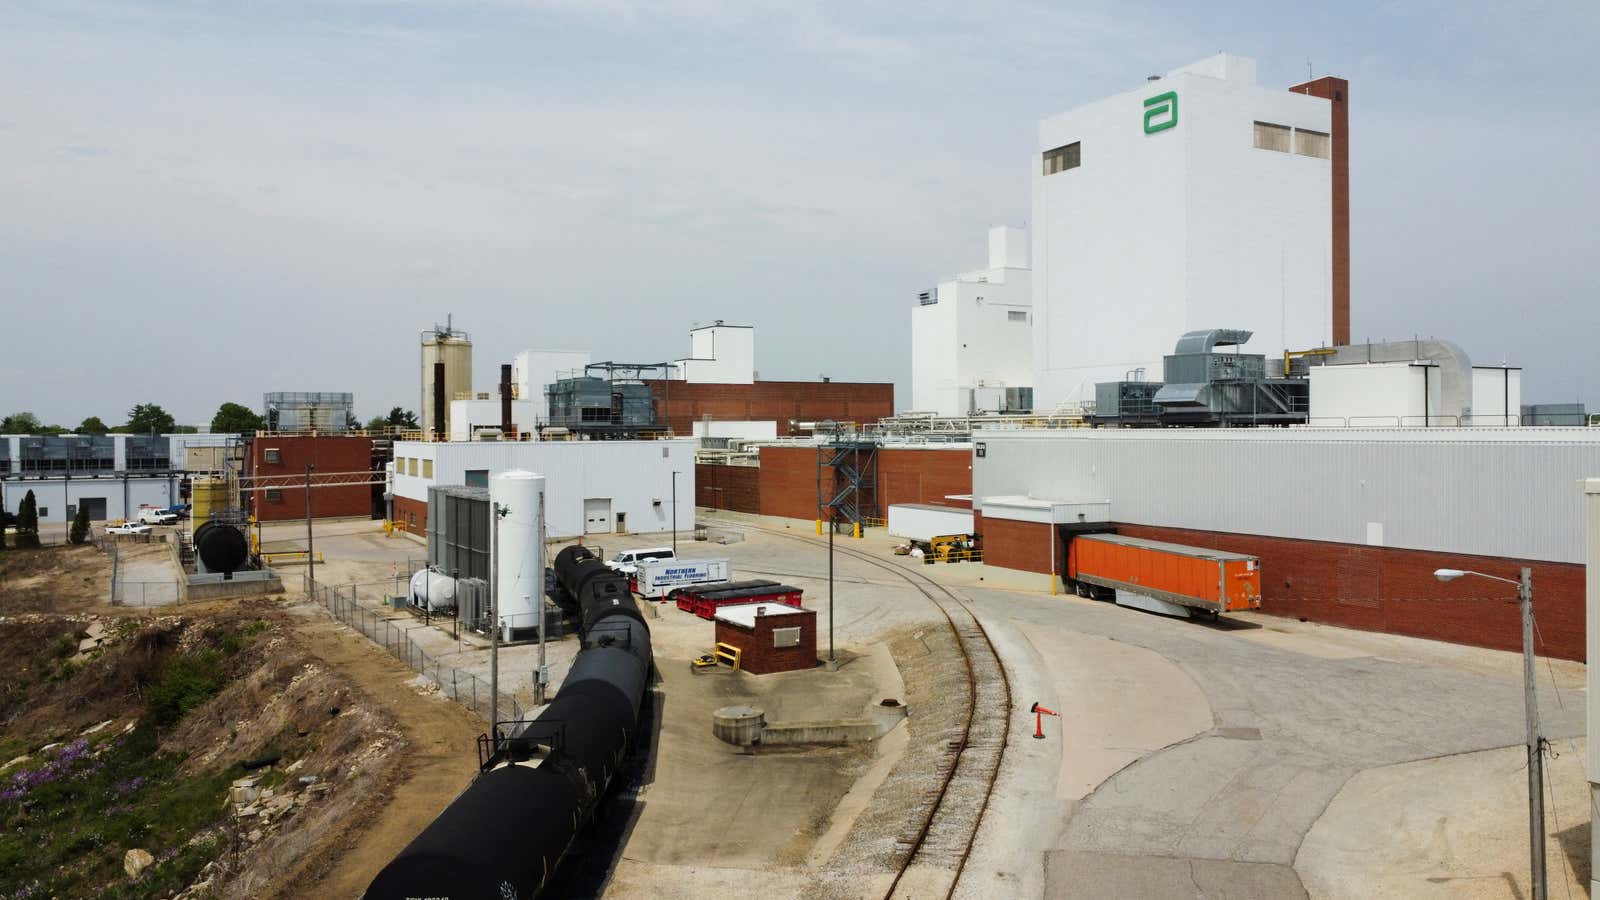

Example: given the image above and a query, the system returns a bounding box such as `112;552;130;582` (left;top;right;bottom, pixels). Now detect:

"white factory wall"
1;477;177;524
1470;367;1522;426
674;324;754;384
513;349;591;421
1032;53;1332;407
448;399;538;441
1308;363;1441;426
912;226;1034;416
1584;478;1600;876
392;439;695;538
691;420;778;441
972;428;1600;564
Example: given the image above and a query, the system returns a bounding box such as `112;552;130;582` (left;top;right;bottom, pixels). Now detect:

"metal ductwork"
1171;329;1254;355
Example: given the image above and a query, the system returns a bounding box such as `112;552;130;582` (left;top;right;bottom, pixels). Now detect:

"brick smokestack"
1289;75;1350;346
433;362;446;441
500;363;513;436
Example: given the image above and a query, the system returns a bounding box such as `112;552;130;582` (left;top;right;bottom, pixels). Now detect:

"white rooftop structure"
671;322;754;384
714;602;812;629
912;226;1034;417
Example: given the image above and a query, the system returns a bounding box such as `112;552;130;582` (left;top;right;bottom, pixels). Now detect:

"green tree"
386;407;419;429
77;416;109;434
16;490;40;549
0;412;43;434
0;507;7;551
364;415;390;433
123;403;176;435
68;505;90;545
210;402;266;435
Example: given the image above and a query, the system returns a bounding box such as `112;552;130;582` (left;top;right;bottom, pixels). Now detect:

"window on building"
264;448;281;464
465;469;489;488
38;507;48;518
1042;141;1080;175
1007;310;1029;323
409;458;419;476
394;457;405;476
265;489;282;503
1253;121;1291;153
421;460;433;479
1295;128;1330;159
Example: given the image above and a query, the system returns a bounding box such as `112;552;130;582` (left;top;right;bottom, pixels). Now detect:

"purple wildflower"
114;776;145;795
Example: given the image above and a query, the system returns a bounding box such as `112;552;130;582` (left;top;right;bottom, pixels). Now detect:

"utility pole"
304;465;315;595
535;492;549;706
490;501;501;747
1520;566;1547;900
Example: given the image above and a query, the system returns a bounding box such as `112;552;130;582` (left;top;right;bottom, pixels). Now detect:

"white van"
607;547;675;576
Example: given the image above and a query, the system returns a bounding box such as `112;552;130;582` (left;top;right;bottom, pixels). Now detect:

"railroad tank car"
366;544;653;900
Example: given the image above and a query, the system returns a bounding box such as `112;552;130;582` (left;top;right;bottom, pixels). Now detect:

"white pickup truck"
105;522;153;536
137;507;178;526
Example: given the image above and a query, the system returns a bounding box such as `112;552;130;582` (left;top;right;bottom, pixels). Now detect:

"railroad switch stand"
1030;702;1060;740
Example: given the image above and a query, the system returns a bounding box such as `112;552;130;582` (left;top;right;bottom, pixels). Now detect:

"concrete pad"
1295;737;1591;900
1045;850;1306;899
1027;626;1214;803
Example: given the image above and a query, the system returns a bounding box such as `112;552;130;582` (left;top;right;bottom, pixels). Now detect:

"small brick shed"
713;602;818;675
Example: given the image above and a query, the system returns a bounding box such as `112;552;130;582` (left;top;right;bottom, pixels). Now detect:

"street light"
1434;566;1544;900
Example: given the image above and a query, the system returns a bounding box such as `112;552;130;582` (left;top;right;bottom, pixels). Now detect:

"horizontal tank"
408;567;457;612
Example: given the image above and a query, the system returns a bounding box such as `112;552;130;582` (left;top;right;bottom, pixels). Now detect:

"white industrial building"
669;322;754;384
513;349;592;423
911;226;1034;416
391;439;695;539
0;433;238;524
1032;53;1338;407
973;427;1600;565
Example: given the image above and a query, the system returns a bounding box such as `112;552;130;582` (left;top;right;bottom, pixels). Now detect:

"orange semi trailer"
1066;533;1262;616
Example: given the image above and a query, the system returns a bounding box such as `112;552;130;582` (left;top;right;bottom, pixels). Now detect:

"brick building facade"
247;435;374;522
644;380;893;438
757;446;973;521
696;463;760;513
713;603;818;674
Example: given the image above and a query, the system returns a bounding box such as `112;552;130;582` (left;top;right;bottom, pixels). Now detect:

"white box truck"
887;503;974;543
633;558;731;598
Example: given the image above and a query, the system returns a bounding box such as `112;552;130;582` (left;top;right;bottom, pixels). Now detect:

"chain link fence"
304;573;523;725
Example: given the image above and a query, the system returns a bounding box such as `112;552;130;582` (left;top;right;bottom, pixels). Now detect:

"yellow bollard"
815;519;823;535
853;522;862;540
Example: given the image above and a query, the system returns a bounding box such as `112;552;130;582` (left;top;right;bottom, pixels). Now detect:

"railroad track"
749;524;1012;900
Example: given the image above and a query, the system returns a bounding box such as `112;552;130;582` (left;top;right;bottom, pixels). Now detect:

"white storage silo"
490;469;546;634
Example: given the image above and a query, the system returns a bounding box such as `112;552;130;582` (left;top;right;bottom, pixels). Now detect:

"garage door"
583;498;612;534
71;498;108;521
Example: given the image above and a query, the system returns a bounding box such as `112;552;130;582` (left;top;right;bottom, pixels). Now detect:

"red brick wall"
1288;76;1350;346
247;435;373;522
644;380;893;437
979;517;1056;574
1117;524;1585;661
757;446;973;521
696;463;760;513
715;608;818;674
394;495;428;536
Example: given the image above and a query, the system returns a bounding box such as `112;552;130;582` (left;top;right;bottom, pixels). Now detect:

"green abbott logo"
1143;91;1178;133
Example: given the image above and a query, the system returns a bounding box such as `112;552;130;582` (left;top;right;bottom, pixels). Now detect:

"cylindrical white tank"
491;470;546;634
409;568;457;612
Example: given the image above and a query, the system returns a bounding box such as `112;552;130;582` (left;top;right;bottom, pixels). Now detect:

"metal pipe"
500;363;514;436
305;465;316;595
433;362;447;441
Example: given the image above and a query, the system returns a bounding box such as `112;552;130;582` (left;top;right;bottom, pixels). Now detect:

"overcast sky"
2;0;1596;426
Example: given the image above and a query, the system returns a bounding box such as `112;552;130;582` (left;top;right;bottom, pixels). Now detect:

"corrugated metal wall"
974;429;1600;563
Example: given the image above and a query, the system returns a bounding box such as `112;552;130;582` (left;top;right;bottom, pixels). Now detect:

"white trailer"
633;558;731;598
887;503;975;542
